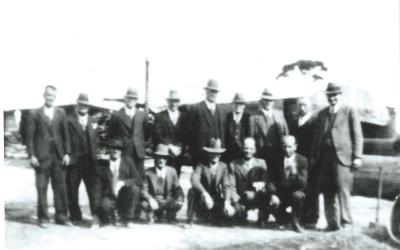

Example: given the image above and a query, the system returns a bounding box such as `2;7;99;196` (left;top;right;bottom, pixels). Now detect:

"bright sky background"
0;0;399;111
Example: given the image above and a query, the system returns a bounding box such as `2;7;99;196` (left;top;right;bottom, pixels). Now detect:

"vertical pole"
376;166;384;224
145;58;149;115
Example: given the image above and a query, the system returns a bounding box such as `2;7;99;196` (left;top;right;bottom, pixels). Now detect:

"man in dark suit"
141;144;184;223
275;136;308;232
187;138;233;224
310;83;363;231
223;93;251;163
107;88;150;180
292;97;319;228
26;85;71;227
93;139;142;228
228;137;279;227
152;90;186;176
187;79;226;165
66;93;98;224
249;88;289;185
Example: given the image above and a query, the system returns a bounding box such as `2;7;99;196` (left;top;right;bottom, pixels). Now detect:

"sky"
0;0;399;111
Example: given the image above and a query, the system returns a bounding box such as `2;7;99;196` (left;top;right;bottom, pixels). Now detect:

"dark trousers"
276;190;305;227
97;185;141;225
141;196;183;221
66;156;96;221
167;155;184;177
238;190;272;223
302;168;321;225
35;153;69;223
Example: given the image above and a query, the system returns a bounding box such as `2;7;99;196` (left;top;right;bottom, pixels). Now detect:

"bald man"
275;136;308;232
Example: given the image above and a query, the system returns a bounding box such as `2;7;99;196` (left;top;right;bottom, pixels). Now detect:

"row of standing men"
26;79;363;232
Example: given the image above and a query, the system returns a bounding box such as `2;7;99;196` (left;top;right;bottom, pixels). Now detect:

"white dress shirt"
261;108;273;119
78;113;88;130
110;158;121;191
209;162;219;178
124;106;136;119
243;158;255;173
329;103;341;115
298;112;313;127
44;106;54;121
233;112;243;124
205;100;216;114
284;154;297;178
156;166;167;179
167;109;180;126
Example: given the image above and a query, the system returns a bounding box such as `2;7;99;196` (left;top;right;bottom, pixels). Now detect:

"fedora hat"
125;88;138;99
325;82;342;95
166;90;180;101
153;144;170;157
77;93;89;105
260;88;275;100
203;138;226;154
204;79;219;92
103;139;125;150
232;93;246;104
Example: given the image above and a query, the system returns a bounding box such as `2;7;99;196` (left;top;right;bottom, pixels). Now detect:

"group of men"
26;79;363;233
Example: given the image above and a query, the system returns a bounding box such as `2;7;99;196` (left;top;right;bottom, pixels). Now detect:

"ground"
4;158;399;250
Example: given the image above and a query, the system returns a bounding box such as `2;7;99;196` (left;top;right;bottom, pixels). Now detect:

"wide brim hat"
204;79;219;92
125;88;139;99
260;88;275;100
77;93;90;105
325;82;342;95
203;138;226;154
153;143;170;157
166;90;180;101
232;93;246;104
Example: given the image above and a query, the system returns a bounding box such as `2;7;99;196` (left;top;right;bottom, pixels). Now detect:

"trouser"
238;190;272;223
167;155;184;177
133;157;145;182
187;188;227;224
35;153;69;223
66;156;96;221
276;190;306;227
97;185;141;225
141;196;183;221
302;168;321;225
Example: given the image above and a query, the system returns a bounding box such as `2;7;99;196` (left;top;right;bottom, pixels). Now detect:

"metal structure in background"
145;58;149;115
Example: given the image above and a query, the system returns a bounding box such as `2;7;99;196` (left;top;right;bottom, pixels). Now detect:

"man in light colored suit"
310;83;363;231
141;144;184;223
249;88;289;185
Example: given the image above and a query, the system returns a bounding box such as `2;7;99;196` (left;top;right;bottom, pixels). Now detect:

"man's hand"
270;194;280;207
252;182;266;192
115;181;125;194
351;158;362;172
30;156;40;168
224;201;235;217
149;198;159;211
62;154;70;166
202;192;214;210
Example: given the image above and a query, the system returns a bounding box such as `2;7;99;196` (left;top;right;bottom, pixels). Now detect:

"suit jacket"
224;112;251;161
187;101;226;158
229;157;276;196
26;107;71;163
310;105;363;166
152;110;185;148
275;153;308;195
107;108;149;159
142;166;184;202
249;109;289;158
293;113;317;159
67;113;98;166
191;161;232;199
94;157;141;201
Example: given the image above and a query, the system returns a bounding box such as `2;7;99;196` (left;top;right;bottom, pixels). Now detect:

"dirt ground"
4;158;399;250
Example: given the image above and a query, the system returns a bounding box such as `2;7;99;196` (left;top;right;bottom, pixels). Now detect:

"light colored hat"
232;93;246;104
153;144;170;157
204;79;219;92
260;88;275;100
125;88;138;99
203;138;226;154
166;90;180;101
77;93;89;105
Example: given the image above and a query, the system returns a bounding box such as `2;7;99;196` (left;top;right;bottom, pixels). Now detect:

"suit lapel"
332;106;346;128
163;111;175;135
38;107;53;131
200;101;213;128
117;108;133;130
255;111;268;136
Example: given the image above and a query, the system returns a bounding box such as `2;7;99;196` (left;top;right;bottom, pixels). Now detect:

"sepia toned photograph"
1;0;400;249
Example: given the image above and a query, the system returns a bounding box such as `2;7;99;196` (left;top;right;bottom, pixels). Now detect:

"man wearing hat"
187;79;226;165
187;138;235;224
26;85;71;227
223;93;251;162
141;144;184;223
107;88;151;181
249;88;289;186
66;93;98;225
152;90;187;176
310;82;363;231
93;139;142;227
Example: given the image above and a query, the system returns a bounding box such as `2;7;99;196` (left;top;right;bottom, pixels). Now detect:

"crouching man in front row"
141;144;184;223
187;138;234;224
92;139;142;228
227;137;279;227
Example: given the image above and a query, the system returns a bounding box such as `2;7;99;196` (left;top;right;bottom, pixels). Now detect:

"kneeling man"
275;135;308;232
141;144;184;223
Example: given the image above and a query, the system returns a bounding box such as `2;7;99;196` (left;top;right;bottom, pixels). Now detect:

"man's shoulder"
253;157;267;167
165;166;178;175
295;153;308;165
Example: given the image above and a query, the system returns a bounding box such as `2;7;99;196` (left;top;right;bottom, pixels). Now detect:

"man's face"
207;153;221;165
233;103;245;114
77;103;89;115
260;99;274;110
154;156;167;168
167;99;180;111
109;148;122;160
43;88;57;107
205;89;218;103
283;138;297;158
243;140;256;159
298;98;311;116
124;97;137;109
327;93;341;107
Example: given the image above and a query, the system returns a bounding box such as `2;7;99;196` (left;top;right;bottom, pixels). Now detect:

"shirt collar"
205;100;216;110
110;157;121;168
156;167;167;179
284;154;296;163
167;108;179;116
330;103;341;114
261;108;272;117
298;112;313;126
124;106;136;116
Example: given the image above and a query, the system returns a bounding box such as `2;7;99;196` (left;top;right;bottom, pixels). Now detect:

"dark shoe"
303;223;317;230
324;225;340;232
38;219;50;228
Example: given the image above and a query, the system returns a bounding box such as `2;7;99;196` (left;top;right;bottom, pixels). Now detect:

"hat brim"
261;95;275;100
77;100;90;105
166;98;180;101
125;95;138;99
325;90;342;95
203;147;226;154
153;152;170;157
204;87;219;92
233;100;246;104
